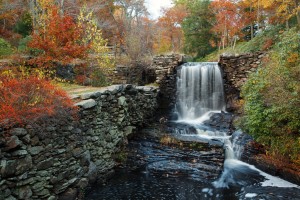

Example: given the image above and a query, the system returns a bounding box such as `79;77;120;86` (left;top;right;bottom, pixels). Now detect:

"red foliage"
28;6;88;68
0;75;76;128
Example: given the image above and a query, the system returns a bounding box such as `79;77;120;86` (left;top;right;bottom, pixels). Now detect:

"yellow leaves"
77;5;114;71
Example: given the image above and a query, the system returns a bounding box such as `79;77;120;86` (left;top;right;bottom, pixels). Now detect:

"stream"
85;120;300;200
85;62;300;199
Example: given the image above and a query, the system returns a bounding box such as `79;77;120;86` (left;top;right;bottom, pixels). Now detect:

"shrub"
240;28;300;164
0;38;13;57
0;72;76;129
91;69;109;87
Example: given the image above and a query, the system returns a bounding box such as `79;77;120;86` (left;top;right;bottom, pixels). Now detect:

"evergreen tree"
181;0;217;58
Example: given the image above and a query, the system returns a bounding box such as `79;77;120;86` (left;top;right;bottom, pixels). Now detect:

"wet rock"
202;112;234;133
124;126;135;136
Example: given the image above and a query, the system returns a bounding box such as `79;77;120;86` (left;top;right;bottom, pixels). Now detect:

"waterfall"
173;63;300;190
176;62;225;121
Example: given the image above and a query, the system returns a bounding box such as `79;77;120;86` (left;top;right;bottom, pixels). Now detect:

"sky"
144;0;173;19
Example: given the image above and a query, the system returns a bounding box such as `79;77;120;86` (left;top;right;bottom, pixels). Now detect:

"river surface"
85;123;300;200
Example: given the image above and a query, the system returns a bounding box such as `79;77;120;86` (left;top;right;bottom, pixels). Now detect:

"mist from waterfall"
175;62;225;121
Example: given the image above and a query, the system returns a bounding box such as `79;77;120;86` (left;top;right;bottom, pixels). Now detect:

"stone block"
37;158;53;170
16;186;32;199
16;155;32;175
75;99;97;109
28;146;44;155
1;160;17;178
10;128;27;136
4;136;22;151
12;150;28;157
118;96;126;106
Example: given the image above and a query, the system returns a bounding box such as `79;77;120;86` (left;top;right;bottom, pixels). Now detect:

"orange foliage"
156;5;187;53
28;6;88;68
210;0;244;47
0;74;76;128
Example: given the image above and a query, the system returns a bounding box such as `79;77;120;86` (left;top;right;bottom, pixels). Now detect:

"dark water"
85;125;300;200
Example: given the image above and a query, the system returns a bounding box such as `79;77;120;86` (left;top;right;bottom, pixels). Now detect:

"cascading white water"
176;62;225;121
173;62;300;190
213;131;300;189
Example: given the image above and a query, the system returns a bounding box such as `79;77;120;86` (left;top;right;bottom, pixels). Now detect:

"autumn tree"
156;4;187;53
259;0;300;28
210;0;243;49
77;5;113;70
28;6;88;68
114;0;154;61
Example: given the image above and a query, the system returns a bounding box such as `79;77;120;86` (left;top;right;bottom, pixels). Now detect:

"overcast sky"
145;0;173;19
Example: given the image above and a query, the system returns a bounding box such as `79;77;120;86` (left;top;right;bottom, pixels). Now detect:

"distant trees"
114;0;154;62
180;0;217;57
0;0;299;61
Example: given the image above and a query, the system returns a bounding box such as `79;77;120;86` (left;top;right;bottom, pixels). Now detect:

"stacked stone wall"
153;54;184;111
218;51;268;112
0;85;158;200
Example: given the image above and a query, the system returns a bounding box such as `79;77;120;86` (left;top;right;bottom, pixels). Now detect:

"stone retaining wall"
218;52;268;112
0;85;158;200
153;54;184;111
